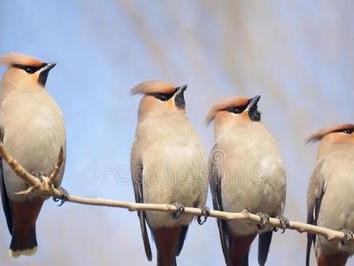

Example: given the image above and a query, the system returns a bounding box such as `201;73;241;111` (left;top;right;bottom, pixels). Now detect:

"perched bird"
130;80;208;266
206;96;286;266
0;53;66;257
306;123;354;266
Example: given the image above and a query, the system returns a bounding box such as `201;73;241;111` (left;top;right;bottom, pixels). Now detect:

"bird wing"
0;157;12;234
176;225;189;256
0;126;12;234
209;145;231;265
258;230;273;265
131;143;152;261
306;160;325;266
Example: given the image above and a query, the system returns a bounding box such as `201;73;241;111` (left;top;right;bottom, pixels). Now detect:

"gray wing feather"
0;158;12;234
131;144;152;261
0;126;12;234
209;146;231;265
306;160;325;266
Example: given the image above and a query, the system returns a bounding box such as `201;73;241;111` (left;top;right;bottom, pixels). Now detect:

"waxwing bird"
206;96;286;266
0;53;66;257
306;123;354;266
130;80;208;266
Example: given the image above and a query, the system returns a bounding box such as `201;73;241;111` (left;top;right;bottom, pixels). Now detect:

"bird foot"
341;229;354;246
15;173;51;199
197;207;210;225
38;175;56;195
274;215;289;233
37;173;45;183
256;212;270;230
172;202;185;220
15;175;60;200
53;187;69;206
241;209;251;217
15;186;38;200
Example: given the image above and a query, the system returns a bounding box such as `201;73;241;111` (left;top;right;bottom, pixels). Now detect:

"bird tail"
8;199;43;258
229;234;257;266
157;255;176;266
154;227;181;266
9;226;37;257
317;253;348;266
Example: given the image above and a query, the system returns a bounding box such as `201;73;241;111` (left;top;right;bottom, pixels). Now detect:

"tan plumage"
130;80;208;265
207;95;286;266
306;123;354;266
0;52;66;257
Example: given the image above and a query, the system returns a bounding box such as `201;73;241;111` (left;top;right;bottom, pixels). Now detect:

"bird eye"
227;106;244;114
24;66;36;73
343;129;354;134
153;93;173;101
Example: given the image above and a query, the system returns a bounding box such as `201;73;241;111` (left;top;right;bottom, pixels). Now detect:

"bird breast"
215;123;286;235
135;114;208;227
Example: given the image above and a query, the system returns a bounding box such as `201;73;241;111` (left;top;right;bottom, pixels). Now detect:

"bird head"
131;80;187;120
307;123;354;158
0;52;56;94
307;123;354;145
205;95;261;127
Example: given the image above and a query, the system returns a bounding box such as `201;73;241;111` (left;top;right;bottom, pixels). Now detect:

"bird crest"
130;80;177;95
0;52;43;67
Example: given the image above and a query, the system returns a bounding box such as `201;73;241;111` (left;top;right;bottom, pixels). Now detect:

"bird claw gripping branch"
256;212;270;230
341;229;354;246
172;202;185;220
274;215;290;234
197;207;210;225
53;187;69;206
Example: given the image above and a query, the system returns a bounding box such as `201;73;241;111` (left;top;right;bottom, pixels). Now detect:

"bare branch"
0;140;351;244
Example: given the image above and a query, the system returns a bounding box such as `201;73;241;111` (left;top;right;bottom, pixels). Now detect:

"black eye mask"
226;103;261;121
340;128;354;135
150;86;186;110
12;63;47;74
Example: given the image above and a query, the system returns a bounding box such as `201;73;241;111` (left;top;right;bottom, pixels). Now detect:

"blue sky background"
0;1;354;265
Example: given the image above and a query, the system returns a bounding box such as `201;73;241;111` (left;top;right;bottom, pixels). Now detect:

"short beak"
174;84;187;109
41;62;56;72
246;95;261;111
38;62;56;87
175;84;187;95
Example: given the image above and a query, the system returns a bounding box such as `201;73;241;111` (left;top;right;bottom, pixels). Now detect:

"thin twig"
0;141;350;243
65;195;347;241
